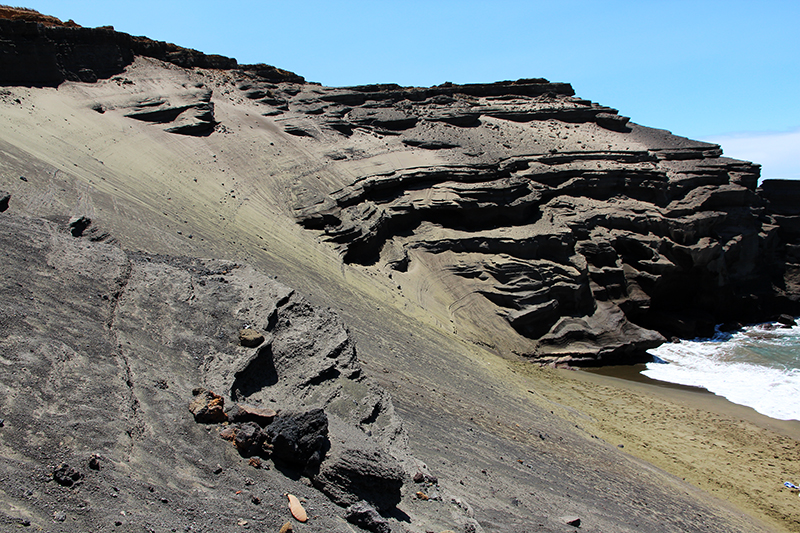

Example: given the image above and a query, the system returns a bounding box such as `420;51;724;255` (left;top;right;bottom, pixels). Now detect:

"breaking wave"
644;321;800;421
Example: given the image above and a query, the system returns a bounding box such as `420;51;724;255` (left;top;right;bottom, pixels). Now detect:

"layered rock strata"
281;81;800;363
4;7;800;363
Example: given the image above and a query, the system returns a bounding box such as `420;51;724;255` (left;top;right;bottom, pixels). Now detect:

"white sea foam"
644;323;800;421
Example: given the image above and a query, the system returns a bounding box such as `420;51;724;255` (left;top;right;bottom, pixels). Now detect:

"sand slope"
1;55;798;532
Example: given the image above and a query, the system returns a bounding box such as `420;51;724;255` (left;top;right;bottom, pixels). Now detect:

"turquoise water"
644;321;800;421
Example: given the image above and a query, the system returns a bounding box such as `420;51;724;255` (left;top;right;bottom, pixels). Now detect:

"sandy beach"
509;362;800;532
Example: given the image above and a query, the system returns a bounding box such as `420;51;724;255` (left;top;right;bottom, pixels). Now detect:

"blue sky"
21;0;800;180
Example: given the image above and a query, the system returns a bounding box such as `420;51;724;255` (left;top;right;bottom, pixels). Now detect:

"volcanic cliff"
2;9;799;533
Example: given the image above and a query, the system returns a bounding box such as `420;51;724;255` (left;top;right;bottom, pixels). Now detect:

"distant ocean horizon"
644;320;800;421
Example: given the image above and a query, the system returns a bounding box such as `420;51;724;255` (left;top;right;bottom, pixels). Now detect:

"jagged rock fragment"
227;404;276;426
313;446;403;511
52;464;82;487
188;388;227;423
344;501;390;533
232;422;270;457
266;409;328;469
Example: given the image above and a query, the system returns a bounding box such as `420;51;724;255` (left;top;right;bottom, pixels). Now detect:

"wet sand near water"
511;362;800;532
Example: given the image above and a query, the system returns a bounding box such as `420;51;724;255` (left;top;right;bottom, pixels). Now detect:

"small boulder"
777;314;797;327
239;328;265;347
227;404;277;426
53;464;83;487
0;191;9;212
233;422;270;458
313;446;404;511
219;426;237;442
266;409;328;470
188;388;227;423
562;515;581;527
345;501;390;533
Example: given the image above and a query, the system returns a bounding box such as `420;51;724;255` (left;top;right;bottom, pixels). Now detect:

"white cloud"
704;128;800;181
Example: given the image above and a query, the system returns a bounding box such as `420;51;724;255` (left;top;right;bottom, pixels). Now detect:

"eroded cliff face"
2;12;799;533
276;81;797;364
2;11;799;365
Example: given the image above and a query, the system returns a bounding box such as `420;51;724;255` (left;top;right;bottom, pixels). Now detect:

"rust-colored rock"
227;404;277;426
219;426;236;442
188;388;227;423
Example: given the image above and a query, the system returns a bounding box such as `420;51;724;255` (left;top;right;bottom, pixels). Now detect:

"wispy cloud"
704;128;800;181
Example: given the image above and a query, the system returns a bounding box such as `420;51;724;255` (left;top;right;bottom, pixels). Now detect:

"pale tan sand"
510;362;800;532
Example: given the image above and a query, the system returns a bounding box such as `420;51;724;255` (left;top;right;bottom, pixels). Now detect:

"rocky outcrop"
0;11;301;87
277;81;799;364
0;211;418;530
121;83;217;135
3;7;799;363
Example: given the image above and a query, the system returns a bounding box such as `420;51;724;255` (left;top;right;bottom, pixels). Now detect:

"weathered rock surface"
0;10;794;532
345;501;391;533
226;403;276;425
188;387;227;423
266;408;329;470
283;83;800;364
314;443;404;511
0;212;415;531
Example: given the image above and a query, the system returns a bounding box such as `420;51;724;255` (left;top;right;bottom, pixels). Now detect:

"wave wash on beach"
645;321;800;421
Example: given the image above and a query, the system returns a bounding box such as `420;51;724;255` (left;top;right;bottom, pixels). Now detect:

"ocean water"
643;321;800;421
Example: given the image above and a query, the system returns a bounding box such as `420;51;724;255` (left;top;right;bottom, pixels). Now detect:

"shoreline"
513;361;800;532
582;363;800;441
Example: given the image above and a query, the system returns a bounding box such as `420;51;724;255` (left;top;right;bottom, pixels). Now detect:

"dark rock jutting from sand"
266;408;329;472
345;501;391;533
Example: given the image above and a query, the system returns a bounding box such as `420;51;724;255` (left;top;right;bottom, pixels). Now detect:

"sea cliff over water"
2;7;800;533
